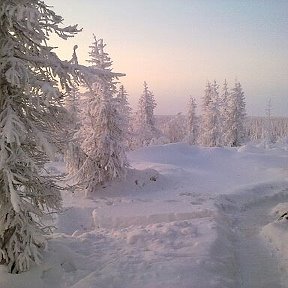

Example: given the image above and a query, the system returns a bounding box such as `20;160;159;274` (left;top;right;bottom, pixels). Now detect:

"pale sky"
46;0;288;116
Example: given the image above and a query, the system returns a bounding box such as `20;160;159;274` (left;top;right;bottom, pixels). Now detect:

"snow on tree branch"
0;0;126;274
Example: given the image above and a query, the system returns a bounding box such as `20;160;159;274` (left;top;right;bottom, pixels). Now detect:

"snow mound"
237;143;265;153
91;168;167;197
93;200;214;228
269;202;288;218
261;220;288;285
261;201;288;285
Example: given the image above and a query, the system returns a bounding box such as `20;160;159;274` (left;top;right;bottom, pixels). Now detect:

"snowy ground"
2;142;288;288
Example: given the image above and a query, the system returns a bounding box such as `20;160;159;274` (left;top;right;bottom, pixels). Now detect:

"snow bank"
88;168;167;198
261;203;288;285
130;143;288;196
93;200;214;228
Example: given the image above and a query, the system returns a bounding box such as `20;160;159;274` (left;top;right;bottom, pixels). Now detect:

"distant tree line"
128;79;247;148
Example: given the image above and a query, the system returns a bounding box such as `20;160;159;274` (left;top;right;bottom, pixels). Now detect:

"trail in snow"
221;188;288;288
236;232;282;288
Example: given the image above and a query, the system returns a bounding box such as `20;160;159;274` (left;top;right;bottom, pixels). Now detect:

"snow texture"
1;142;288;287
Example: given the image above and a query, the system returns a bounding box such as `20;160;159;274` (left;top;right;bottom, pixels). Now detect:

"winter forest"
1;1;288;288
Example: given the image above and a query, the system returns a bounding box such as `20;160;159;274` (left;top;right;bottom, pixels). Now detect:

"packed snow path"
220;187;288;288
236;224;282;288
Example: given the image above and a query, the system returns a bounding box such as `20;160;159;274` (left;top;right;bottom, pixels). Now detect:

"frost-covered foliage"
76;36;128;196
198;79;246;147
87;35;112;71
163;113;186;143
151;80;248;148
224;81;246;146
116;85;132;146
63;47;86;176
149;135;170;145
219;79;231;146
186;97;198;145
0;0;83;273
200;81;221;147
246;116;288;143
262;99;275;146
64;86;86;175
132;82;160;148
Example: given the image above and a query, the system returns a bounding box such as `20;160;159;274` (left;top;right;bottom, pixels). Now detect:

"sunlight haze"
46;0;288;116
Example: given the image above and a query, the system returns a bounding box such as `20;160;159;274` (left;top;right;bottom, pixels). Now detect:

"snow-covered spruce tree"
186;97;198;145
77;36;128;195
199;81;212;146
63;46;87;177
133;81;160;147
87;35;112;71
0;0;83;273
224;81;246;146
64;85;87;175
219;79;231;146
200;81;221;147
262;98;275;146
116;85;132;146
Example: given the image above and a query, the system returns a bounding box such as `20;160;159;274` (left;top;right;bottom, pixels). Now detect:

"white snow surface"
2;142;288;288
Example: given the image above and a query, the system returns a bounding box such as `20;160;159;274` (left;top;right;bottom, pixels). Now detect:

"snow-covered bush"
149;136;170;145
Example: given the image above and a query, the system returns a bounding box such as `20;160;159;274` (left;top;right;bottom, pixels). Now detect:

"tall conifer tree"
77;36;128;196
133;81;159;147
225;81;246;146
200;81;221;147
0;0;82;273
219;79;231;146
187;97;198;145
